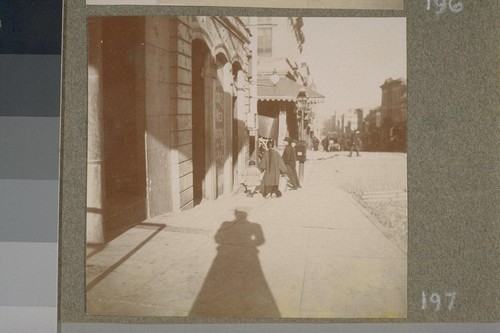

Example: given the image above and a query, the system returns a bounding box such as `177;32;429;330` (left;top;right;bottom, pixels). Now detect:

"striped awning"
257;75;325;104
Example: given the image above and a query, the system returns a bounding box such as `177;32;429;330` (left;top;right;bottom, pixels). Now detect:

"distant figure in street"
282;137;301;190
243;160;262;197
348;130;361;157
322;137;329;152
312;136;320;151
259;139;287;198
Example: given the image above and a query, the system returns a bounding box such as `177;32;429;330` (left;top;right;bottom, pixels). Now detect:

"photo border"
58;0;499;326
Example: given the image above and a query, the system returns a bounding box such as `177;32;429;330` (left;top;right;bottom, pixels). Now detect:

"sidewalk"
86;156;407;319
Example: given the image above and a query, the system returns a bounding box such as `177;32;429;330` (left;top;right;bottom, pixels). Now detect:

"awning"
257;75;325;104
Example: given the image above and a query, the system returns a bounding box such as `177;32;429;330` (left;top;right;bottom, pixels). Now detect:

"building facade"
254;17;323;151
363;77;407;152
87;16;256;243
380;77;407;151
363;106;382;151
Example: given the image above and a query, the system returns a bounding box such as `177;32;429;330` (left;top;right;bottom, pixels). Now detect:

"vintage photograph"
86;16;407;318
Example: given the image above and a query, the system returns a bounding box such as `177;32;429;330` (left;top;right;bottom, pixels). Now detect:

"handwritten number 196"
427;0;464;14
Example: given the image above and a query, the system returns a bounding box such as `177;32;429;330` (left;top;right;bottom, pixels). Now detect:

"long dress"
282;145;300;189
259;148;287;196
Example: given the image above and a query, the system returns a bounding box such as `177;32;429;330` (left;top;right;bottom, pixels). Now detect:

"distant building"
364;107;382;151
364;78;407;152
380;77;407;151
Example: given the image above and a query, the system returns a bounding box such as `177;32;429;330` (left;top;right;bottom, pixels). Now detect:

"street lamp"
296;86;308;141
296;86;308;184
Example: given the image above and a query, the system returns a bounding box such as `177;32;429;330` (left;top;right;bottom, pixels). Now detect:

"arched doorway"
192;39;210;206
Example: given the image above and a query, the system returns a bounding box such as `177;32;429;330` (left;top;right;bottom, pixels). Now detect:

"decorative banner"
258;115;278;139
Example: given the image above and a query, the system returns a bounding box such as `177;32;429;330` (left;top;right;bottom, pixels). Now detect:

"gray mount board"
58;0;499;326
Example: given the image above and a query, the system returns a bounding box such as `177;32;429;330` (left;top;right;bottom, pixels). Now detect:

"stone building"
364;78;407;152
87;16;256;243
380;77;407;151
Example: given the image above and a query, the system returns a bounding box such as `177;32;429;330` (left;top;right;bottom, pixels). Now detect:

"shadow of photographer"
189;209;280;318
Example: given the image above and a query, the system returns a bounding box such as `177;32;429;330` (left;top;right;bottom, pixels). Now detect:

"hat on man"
284;137;291;143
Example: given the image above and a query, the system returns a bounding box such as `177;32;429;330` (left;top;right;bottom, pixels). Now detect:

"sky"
302;18;406;122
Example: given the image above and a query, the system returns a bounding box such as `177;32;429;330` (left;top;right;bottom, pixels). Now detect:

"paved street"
310;151;408;254
86;152;407;319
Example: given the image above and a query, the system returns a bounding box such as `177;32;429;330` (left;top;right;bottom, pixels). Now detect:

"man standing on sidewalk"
282;137;301;190
348;130;361;157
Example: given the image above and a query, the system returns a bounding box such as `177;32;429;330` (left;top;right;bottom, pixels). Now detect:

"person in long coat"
322;137;329;151
259;139;287;198
282;137;301;190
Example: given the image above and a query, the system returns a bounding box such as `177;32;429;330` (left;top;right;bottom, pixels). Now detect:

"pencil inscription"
422;291;457;311
427;0;464;14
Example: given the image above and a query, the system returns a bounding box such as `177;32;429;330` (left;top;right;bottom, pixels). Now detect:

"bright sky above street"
302;17;406;121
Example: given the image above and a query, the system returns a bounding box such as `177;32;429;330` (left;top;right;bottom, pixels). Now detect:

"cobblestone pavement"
307;151;408;254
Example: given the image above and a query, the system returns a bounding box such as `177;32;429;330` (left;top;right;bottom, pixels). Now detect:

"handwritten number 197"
427;0;464;14
422;291;456;311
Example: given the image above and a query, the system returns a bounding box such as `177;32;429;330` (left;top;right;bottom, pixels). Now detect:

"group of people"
243;137;301;199
320;131;362;156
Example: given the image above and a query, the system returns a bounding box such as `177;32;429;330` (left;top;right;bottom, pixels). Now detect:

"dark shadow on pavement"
86;222;165;291
189;209;281;318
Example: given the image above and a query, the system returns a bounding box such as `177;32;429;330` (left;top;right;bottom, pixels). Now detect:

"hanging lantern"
296;86;308;111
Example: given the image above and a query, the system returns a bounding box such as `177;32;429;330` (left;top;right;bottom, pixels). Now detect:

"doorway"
192;40;209;206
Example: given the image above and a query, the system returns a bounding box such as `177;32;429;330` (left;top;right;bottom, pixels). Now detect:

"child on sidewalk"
243;160;262;197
